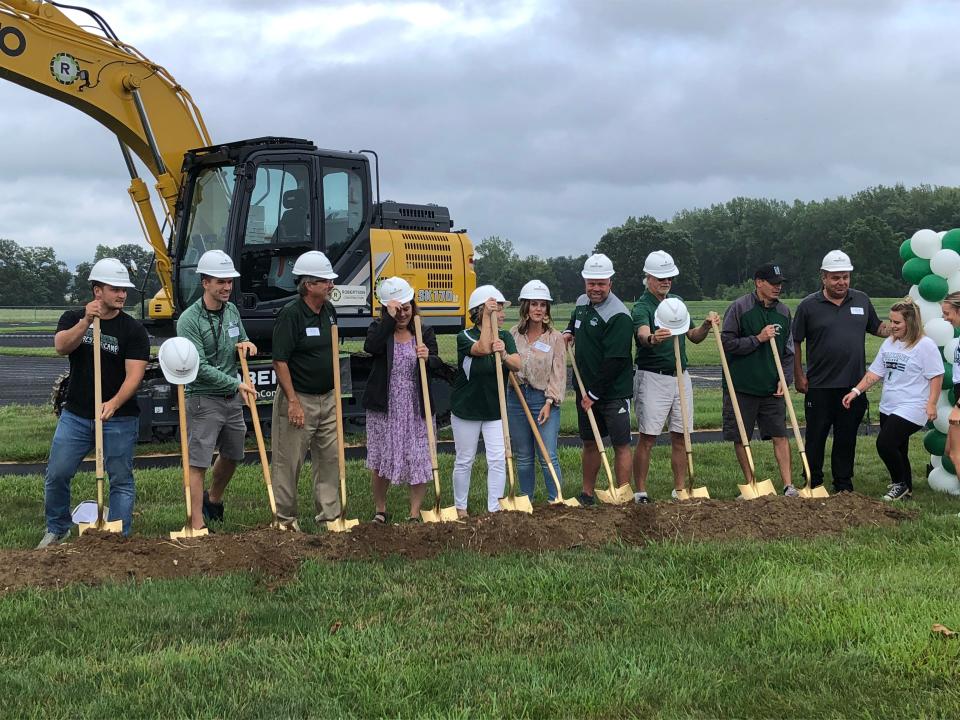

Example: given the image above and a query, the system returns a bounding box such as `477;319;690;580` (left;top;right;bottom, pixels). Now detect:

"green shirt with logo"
177;299;249;396
568;293;633;399
721;293;794;396
631;290;688;372
272;298;337;396
451;327;517;421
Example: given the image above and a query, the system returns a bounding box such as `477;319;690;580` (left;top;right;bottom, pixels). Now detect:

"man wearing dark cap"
720;262;798;496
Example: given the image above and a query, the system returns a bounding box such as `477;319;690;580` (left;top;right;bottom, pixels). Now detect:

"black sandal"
373;511;390;524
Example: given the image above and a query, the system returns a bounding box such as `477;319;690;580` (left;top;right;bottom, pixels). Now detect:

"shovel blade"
421;505;460;523
169;526;209;540
798;485;830;499
754;479;777;496
689;486;710;499
550;497;582;507
737;483;760;501
498;495;534;514
78;519;123;536
596;483;633;505
673;489;690;502
327;517;360;533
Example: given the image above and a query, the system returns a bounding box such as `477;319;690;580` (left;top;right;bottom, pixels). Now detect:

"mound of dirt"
1;494;913;595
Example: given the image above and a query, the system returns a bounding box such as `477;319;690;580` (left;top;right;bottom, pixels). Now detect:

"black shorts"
577;397;633;447
722;391;787;441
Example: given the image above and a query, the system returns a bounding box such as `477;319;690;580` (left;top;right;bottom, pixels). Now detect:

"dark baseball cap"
754;262;787;283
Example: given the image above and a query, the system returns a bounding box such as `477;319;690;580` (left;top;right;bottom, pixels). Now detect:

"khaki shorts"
633;369;693;435
186;393;247;468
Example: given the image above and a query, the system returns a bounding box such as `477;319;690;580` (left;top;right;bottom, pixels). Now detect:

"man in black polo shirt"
793;250;888;492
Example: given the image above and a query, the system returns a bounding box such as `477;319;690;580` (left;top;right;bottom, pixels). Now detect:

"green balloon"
944;362;954;387
944;454;956;475
942;229;960;254
902;257;932;285
920;274;949;302
925;429;948;456
899;238;917;261
950;386;957;406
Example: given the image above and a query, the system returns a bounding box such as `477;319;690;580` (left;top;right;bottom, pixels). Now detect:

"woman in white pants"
450;285;522;516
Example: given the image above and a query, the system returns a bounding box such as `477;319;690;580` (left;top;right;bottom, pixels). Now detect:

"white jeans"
451;414;506;513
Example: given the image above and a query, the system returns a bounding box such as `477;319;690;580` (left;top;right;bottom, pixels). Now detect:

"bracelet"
850;387;861;397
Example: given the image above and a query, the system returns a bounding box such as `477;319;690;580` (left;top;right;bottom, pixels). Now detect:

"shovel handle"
567;346;616;490
413;317;444;509
494;350;520;497
673;336;694;479
769;341;810;484
177;384;192;525
712;323;756;478
331;320;349;518
237;346;277;517
508;371;565;501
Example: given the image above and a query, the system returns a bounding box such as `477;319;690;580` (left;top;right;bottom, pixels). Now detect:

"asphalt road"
0;355;67;406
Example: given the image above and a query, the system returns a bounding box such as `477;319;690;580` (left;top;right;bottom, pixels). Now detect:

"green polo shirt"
177;298;249;397
569;292;633;399
272;297;336;395
451;327;517;421
631;290;688;372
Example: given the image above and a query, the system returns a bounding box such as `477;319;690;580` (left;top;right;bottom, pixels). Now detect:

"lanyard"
202;304;225;362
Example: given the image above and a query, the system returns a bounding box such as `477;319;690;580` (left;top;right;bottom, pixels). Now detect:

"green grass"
2;439;960;716
0;325;56;334
0;308;70;323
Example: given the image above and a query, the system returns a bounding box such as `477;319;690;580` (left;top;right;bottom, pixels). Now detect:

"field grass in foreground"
2;439;960;717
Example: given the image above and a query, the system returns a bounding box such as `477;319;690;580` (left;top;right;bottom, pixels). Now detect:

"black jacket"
361;314;444;416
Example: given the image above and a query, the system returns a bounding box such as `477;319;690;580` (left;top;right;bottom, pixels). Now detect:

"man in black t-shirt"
37;259;150;548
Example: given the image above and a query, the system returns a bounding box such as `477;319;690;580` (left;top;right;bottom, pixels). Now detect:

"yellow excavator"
0;0;476;435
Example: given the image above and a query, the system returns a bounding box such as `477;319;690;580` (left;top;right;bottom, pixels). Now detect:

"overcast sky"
3;0;960;270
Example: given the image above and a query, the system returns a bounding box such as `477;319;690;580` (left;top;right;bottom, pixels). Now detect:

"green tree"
69;244;160;307
474;236;518;291
547;255;589;303
0;239;72;305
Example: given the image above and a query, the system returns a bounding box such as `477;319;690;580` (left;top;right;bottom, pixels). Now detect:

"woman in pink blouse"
507;280;567;501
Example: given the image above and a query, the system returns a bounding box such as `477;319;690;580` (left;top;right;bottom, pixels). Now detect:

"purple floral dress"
365;339;432;485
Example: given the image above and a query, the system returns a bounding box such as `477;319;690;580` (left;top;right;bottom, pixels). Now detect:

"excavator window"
322;167;363;264
178;166;236;308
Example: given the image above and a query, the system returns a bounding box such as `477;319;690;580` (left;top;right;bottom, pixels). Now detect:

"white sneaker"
36;530;70;549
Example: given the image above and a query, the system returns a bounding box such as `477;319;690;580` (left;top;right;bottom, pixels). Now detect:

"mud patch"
1;494;913;594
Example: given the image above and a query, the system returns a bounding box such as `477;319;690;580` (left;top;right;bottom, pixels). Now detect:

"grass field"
2;439;960;717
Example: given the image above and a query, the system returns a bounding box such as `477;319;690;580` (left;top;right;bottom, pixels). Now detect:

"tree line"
2;182;956;308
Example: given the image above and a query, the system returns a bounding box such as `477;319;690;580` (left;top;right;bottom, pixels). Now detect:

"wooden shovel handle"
673;336;694;476
712;323;756;477
177;384;192;523
769;341;812;484
237;347;271;485
566;346;616;490
93;317;104;479
331;320;348;516
508;371;564;500
413;317;441;481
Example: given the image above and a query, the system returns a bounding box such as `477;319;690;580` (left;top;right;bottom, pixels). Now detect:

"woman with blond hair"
940;292;960;475
507;280;567;501
843;297;943;500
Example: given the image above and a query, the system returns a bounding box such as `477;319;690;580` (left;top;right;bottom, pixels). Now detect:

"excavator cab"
173;137;372;345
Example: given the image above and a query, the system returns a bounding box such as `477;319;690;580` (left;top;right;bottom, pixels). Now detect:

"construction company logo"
330;285;368;307
0;24;26;57
50;53;80;85
236;367;277;403
82;329;120;356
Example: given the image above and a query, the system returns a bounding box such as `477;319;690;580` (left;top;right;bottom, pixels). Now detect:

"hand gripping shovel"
237;345;283;529
78;317;123;536
769;341;828;499
671;336;709;501
414;317;458;523
712;324;776;499
495;351;533;513
327;319;359;532
508;372;580;507
567;346;633;505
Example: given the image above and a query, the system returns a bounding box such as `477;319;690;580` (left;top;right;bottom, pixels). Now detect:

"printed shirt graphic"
868;336;943;426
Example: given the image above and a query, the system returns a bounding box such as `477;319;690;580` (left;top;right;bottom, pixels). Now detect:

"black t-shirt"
58;310;151;419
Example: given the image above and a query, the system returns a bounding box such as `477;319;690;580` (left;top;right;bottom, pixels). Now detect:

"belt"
640;368;676;377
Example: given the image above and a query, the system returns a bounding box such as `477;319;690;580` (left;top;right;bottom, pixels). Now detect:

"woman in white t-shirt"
843;298;943;501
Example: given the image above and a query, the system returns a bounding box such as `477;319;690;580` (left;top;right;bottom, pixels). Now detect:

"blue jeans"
506;385;562;501
44;409;139;536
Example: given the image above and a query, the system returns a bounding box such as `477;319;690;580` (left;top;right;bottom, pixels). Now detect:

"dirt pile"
1;493;913;594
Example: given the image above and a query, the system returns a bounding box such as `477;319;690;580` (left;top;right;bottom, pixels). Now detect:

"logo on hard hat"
50;53;80;85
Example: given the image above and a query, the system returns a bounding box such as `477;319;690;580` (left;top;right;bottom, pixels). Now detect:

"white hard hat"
291;251;337;280
821;250;854;272
468;284;509;311
158;337;199;385
196;250;240;278
377;276;414;304
88;258;135;288
518;279;553;302
581;253;615;279
643;250;679;279
654;297;690;335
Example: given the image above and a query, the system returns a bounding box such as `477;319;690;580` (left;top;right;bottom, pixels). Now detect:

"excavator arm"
0;0;212;315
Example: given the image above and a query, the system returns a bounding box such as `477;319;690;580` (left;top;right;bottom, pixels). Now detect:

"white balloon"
925;317;954;347
912;228;941;259
939;231;948;240
939;388;954;407
949;272;960;294
931;249;960;278
920;297;944;325
932;453;944;469
935;404;952;433
927;466;960;495
944;338;960;364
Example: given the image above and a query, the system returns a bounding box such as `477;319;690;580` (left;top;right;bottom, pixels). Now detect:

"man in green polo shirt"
270;251;340;531
563;253;634;505
631;250;717;502
177;250;257;531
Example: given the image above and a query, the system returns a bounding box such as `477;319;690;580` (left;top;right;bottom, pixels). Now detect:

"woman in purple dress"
362;277;442;522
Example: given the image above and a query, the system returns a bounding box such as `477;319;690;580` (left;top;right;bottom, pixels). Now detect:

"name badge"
574;319;581;329
228;326;240;337
533;340;551;353
306;327;321;337
850;307;864;316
